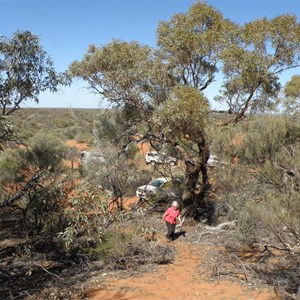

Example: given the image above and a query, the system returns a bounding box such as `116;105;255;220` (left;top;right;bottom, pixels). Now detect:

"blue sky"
2;0;300;109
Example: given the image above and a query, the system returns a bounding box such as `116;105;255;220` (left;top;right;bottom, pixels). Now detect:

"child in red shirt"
162;201;182;241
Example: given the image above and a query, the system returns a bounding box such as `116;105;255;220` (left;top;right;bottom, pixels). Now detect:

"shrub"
58;182;115;254
25;132;68;171
213;115;300;248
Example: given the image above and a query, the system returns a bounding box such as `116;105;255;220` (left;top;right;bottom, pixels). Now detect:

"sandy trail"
86;238;275;300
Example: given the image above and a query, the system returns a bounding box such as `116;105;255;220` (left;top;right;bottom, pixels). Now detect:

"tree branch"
0;170;47;209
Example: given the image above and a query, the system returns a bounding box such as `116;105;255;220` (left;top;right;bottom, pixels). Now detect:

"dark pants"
165;221;176;240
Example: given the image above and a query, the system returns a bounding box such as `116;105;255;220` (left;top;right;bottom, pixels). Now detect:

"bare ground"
83;208;276;300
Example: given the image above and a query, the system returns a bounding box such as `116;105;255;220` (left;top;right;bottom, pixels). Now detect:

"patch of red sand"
85;241;275;300
65;140;90;151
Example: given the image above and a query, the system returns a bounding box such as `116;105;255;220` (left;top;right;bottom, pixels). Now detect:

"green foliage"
0;149;26;188
206;121;238;159
24;182;67;236
70;40;171;123
157;1;234;89
283;75;300;113
24;132;67;171
57;182;143;262
261;191;300;246
0;130;70;237
93;108;132;146
58;182;114;252
240;116;289;164
218;14;300;118
227;187;300;247
12;108;97;143
0;150;68;237
231;195;262;239
0;31;70;116
158;86;210;141
213;114;300;248
89;231;133;261
258;143;300;191
0;115;15;150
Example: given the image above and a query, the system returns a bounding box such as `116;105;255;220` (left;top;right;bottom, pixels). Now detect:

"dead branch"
0;170;47;209
194;221;236;242
261;243;300;255
33;262;62;280
213;254;255;282
204;221;236;231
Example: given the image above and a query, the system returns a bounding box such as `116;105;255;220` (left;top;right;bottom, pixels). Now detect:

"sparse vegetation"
1;2;300;299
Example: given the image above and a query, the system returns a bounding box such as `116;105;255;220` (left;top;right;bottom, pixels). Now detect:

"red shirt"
165;207;180;224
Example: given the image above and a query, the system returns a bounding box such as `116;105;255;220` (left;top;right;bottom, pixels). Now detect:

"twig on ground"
193;221;236;242
213;253;255;283
33;262;62;280
204;221;236;231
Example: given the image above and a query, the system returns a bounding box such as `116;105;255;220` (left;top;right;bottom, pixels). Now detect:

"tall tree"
69;3;236;212
0;30;70;149
217;15;300;121
156;1;236;207
70;2;300;215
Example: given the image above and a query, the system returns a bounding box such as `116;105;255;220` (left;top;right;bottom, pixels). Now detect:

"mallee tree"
70;1;300;216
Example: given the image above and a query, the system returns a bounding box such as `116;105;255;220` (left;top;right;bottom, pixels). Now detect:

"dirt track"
85;236;275;300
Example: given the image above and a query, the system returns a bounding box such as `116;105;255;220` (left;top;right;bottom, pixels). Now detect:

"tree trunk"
182;160;201;206
182;136;210;208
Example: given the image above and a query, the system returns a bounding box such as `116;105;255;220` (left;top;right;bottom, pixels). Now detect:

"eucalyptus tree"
217;14;300;121
0;30;70;149
0;30;70;216
157;3;300;207
69;3;236;211
70;40;172;207
70;40;172;124
70;2;300;214
156;1;236;207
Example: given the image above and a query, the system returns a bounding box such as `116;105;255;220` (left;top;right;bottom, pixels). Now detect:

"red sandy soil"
65;139;90;151
85;195;276;300
64;140;90;168
65;139;151;153
86;239;275;300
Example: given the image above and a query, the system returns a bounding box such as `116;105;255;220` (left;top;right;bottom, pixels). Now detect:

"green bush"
213;115;300;248
25;132;68;171
88;231;133;261
0;149;26;187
